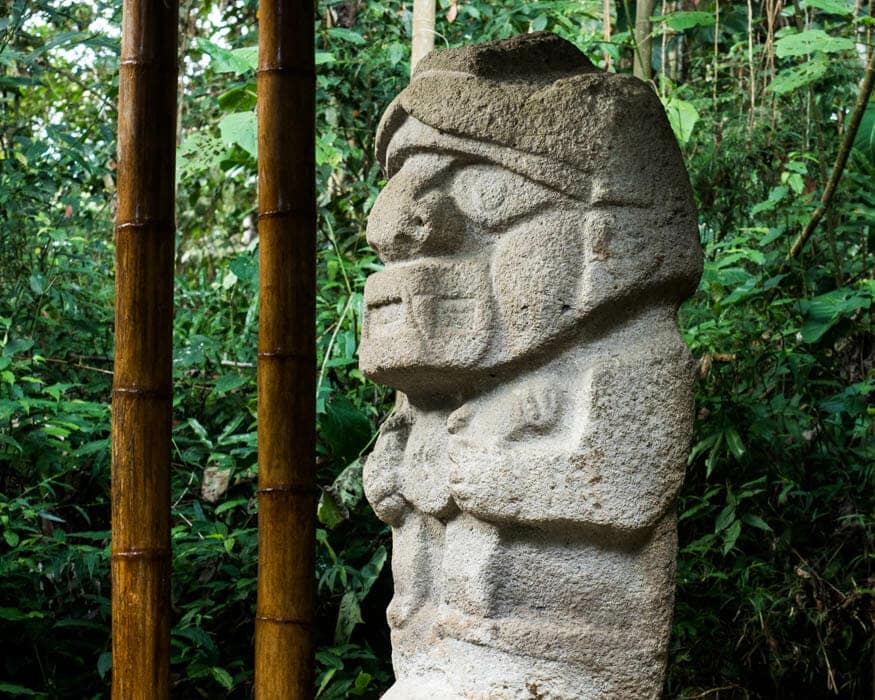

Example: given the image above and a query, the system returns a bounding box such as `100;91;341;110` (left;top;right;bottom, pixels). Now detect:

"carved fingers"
362;400;412;526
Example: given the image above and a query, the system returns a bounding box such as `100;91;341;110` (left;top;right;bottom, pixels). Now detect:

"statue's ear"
572;209;605;314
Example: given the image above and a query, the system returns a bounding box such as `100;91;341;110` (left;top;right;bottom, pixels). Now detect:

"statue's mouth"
366;289;477;339
367;296;405;337
359;260;494;384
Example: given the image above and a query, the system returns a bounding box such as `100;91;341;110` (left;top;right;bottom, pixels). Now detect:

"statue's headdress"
374;32;702;300
377;32;693;210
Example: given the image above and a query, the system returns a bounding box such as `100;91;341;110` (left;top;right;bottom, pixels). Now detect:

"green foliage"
1;0;872;698
667;2;873;694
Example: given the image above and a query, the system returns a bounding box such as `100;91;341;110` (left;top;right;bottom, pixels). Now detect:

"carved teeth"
368;299;406;337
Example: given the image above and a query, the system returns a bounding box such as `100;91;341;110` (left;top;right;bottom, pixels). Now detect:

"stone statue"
359;32;703;699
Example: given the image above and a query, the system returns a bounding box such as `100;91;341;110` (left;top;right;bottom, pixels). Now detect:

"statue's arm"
447;349;696;535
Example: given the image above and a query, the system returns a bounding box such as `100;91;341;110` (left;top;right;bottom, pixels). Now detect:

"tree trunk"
111;0;178;697
789;47;875;259
634;0;655;80
254;0;316;697
603;0;613;70
411;0;436;74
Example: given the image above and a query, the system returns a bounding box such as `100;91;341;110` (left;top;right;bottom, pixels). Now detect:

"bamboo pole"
254;0;316;697
111;0;178;698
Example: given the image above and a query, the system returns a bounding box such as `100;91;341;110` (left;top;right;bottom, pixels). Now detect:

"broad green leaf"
210;667;234;690
0;433;22;453
387;43;406;67
213;374;248;395
187;417;213;448
804;0;854;15
229;46;258;70
219;111;258;158
0;607;43;621
663;97;700;145
722;519;742;554
196;39;255;74
217;85;257;112
721;275;759;306
357;545;387;599
176;132;226;178
38;511;65;523
741;514;772;531
3;338;34;357
351;671;373;695
28;273;45;295
820;381;873;414
334;591;363;644
320;395;372;464
774;30;853;58
317;490;346;529
229;254;257;284
0;682;38;695
725;429;746;459
328;28;366;45
214;498;248;515
26;31;90;58
97;651;112;679
799;287;872;342
782;171;805;195
752;185;789;214
853;100;875;161
715;504;736;533
768;57;828;94
317;668;338;697
315;51;335;65
658;11;715;30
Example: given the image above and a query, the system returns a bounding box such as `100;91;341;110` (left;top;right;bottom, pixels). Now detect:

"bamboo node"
256;351;316;362
111;548;171;561
256;66;316;77
112;387;172;400
257;207;316;220
257;485;318;497
116;220;176;232
119;58;178;70
255;615;312;628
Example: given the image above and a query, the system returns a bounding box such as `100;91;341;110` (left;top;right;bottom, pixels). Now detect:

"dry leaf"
201;465;231;503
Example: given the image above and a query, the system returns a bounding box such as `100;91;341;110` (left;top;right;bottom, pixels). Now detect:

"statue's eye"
448;163;558;232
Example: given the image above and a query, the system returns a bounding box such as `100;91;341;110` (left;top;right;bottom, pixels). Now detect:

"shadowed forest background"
0;0;873;697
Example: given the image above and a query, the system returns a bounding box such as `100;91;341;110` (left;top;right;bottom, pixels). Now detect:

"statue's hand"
363;412;411;526
446;351;695;535
446;381;577;525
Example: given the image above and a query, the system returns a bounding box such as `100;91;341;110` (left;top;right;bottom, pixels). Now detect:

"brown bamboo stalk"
111;0;178;698
254;0;316;697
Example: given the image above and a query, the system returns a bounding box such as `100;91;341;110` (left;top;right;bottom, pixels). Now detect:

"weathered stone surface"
359;32;702;699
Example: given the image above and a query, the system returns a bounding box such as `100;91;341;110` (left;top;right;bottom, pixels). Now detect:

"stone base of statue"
359;32;702;699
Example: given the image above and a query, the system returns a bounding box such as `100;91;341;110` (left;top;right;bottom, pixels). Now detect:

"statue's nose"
366;177;466;263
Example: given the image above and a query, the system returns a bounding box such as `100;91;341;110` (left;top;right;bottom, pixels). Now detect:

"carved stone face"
359;150;586;393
